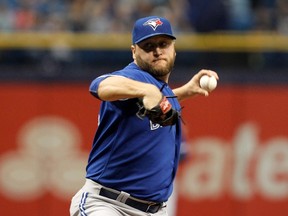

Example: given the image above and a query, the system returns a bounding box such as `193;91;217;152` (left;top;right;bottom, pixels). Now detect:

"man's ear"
131;45;136;60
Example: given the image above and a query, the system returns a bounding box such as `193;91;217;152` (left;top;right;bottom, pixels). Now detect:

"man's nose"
153;47;162;56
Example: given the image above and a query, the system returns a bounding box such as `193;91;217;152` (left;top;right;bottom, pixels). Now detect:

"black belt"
99;187;163;213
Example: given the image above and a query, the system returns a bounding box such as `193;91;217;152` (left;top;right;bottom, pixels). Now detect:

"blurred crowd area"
1;0;288;83
0;0;288;34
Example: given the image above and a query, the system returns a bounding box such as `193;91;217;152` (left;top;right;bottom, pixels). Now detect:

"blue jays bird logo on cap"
132;16;176;44
143;18;163;31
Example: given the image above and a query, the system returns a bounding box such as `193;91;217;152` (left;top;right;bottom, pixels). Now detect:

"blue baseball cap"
132;16;176;44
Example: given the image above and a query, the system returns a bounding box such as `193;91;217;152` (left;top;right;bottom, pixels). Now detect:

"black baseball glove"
136;96;179;126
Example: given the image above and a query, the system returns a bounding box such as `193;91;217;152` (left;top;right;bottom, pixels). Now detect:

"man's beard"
136;55;175;78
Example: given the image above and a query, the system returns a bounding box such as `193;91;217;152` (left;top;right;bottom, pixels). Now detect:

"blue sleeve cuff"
89;74;111;99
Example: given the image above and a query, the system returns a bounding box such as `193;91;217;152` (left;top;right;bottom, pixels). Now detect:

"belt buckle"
145;202;161;213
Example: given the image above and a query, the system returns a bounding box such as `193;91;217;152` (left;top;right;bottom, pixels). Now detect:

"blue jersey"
87;62;182;202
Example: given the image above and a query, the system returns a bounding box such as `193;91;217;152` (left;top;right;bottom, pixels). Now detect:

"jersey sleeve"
89;66;146;100
89;74;126;99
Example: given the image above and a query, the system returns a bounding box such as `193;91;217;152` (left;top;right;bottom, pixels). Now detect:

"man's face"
132;35;176;81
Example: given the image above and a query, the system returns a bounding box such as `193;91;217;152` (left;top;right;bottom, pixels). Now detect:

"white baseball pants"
70;179;168;216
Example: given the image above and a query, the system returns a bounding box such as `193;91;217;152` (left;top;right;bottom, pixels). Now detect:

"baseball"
200;75;217;91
